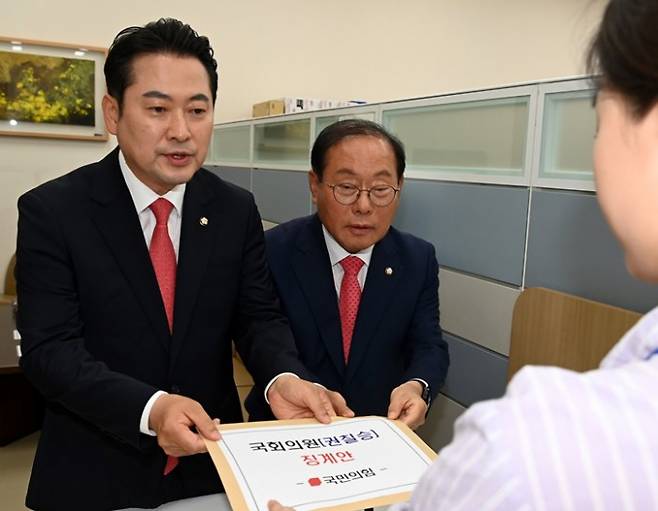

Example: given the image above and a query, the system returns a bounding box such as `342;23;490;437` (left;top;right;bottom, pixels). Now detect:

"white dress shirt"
392;304;658;511
322;225;373;293
119;151;185;260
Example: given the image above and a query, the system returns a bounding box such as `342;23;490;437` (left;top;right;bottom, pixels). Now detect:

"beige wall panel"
0;0;605;122
262;220;278;231
0;168;48;275
439;268;520;356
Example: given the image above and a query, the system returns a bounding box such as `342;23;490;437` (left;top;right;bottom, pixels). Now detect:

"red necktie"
148;198;178;476
339;256;364;363
149;198;176;333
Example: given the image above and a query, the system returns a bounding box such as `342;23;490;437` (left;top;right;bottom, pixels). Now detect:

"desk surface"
120;493;231;511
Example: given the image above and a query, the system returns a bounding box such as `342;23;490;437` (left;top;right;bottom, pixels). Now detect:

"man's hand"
149;394;221;456
268;500;294;511
387;381;428;430
267;375;354;424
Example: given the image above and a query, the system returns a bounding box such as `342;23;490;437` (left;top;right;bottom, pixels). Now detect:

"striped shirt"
393;305;658;511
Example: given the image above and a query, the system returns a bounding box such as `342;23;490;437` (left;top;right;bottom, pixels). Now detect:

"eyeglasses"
326;182;400;207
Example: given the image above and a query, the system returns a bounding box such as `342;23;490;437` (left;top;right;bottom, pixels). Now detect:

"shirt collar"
118;150;185;216
601;304;658;368
321;225;373;268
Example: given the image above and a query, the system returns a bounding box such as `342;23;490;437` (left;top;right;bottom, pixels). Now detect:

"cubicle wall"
207;78;658;451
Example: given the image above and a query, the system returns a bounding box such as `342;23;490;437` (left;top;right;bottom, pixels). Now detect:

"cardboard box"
252;99;285;118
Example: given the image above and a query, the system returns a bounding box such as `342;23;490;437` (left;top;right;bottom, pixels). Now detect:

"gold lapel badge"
385;267;393;276
200;217;209;226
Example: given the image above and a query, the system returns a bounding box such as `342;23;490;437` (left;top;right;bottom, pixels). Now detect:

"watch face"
421;385;430;403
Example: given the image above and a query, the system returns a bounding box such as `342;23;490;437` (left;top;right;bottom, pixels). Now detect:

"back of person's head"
104;18;218;109
587;0;658;282
587;0;658;117
311;119;406;182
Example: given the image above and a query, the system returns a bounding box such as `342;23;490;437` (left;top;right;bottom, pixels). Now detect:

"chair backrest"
233;352;254;421
508;287;642;381
4;254;16;296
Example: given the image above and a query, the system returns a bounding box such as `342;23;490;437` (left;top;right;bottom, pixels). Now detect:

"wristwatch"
421;383;431;408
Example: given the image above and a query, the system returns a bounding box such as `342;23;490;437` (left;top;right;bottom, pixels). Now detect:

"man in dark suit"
16;19;350;511
246;120;449;429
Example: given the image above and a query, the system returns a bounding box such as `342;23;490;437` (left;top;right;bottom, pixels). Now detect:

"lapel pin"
199;217;209;226
385;267;393;276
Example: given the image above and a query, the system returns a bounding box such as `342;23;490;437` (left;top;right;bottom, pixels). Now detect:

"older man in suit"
246;120;449;429
16;19;350;511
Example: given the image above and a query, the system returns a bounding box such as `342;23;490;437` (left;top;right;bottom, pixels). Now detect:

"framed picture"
0;37;107;141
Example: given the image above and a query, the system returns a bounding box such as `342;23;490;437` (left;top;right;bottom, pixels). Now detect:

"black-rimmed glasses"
326;182;400;207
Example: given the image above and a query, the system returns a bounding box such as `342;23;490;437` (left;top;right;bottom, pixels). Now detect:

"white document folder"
204;416;437;511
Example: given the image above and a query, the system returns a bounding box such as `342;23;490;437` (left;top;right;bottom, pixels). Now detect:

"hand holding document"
203;416;436;511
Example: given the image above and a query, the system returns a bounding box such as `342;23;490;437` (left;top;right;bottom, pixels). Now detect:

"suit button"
170;385;180;394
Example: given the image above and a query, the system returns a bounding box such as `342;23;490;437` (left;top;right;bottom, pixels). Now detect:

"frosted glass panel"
383;97;529;176
315;112;377;140
343;112;376;122
540;90;596;180
211;125;250;162
316;116;340;137
254;119;310;164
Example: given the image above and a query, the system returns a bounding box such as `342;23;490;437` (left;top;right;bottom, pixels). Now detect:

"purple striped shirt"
393;305;658;511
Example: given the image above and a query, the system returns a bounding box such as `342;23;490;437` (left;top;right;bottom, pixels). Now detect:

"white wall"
0;0;606;274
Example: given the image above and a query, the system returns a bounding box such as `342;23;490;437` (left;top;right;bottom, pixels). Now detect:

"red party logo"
308;477;322;487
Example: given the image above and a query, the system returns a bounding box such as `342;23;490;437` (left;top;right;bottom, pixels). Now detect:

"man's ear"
102;94;120;135
308;170;320;204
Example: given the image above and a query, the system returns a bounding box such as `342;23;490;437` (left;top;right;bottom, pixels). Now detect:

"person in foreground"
268;0;658;509
16;18;351;511
245;120;449;430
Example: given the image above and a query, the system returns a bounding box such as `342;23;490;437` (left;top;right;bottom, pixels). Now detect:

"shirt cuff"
264;372;299;404
140;390;168;436
409;378;431;409
409;378;429;391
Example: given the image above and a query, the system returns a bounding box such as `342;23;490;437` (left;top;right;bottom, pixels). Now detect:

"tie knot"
340;255;364;276
150;198;174;226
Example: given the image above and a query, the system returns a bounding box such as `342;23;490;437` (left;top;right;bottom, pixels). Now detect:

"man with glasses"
246;120;449;429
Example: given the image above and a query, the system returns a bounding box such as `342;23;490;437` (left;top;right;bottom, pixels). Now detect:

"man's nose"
352;189;372;214
167;110;191;141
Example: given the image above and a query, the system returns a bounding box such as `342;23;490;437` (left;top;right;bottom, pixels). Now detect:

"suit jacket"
16;149;310;511
246;214;449;419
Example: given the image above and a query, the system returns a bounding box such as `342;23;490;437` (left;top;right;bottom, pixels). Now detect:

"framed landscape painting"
0;37;107;141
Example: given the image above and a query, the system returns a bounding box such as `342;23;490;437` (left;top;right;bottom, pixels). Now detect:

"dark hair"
104;18;218;109
587;0;658;118
311;119;406;181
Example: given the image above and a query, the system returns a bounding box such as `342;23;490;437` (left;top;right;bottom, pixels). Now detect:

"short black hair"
311;119;406;181
587;0;658;118
104;18;218;109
